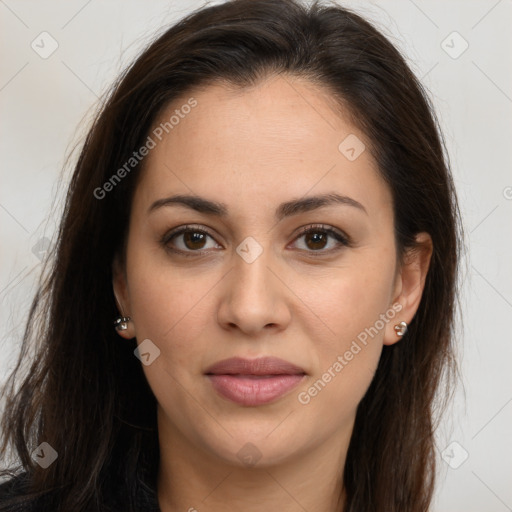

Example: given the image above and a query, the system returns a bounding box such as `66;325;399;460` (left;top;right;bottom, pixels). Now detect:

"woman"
0;0;461;510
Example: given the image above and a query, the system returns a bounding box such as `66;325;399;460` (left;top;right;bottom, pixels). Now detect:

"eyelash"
160;223;351;258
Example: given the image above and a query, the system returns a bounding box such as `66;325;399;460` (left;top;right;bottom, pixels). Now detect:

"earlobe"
114;316;132;333
393;321;408;337
383;232;433;346
112;255;135;340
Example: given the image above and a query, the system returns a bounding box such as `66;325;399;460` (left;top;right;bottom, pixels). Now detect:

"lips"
205;357;306;406
205;356;306;376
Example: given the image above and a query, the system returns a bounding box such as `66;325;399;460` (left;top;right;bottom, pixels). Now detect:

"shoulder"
0;471;161;511
0;473;44;512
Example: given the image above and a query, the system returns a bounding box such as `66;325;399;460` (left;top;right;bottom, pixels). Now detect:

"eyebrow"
148;192;367;220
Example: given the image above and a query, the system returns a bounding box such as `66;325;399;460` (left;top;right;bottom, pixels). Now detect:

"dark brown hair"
0;0;461;510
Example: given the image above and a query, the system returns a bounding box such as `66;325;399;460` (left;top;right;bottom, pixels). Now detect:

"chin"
196;425;308;469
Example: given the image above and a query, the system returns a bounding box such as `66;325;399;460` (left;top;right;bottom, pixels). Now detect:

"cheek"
129;273;213;357
301;260;394;352
125;255;216;426
295;257;395;409
125;243;219;368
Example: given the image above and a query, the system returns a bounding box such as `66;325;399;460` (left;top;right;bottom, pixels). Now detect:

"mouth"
204;356;307;407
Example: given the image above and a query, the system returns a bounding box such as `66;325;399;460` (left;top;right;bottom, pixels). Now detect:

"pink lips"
205;356;306;406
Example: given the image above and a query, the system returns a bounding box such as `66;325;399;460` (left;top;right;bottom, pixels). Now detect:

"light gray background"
1;1;511;510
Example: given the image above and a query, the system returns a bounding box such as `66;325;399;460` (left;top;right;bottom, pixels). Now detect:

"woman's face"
113;75;422;468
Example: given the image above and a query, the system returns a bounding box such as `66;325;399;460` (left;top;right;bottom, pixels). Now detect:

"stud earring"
394;321;408;337
114;316;131;331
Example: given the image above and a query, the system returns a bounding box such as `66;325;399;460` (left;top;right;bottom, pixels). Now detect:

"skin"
113;74;432;512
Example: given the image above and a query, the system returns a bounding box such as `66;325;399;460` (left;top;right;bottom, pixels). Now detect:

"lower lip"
206;374;305;406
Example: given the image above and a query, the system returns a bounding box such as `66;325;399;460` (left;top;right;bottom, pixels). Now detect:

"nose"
216;243;291;336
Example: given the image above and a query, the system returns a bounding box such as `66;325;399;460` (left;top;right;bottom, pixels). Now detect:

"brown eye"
292;225;349;253
181;231;208;250
161;225;221;255
303;231;329;250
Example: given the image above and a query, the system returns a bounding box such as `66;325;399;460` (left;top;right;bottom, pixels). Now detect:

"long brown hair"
0;0;461;510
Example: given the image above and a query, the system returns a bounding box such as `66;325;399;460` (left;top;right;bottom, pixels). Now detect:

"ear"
112;254;135;339
383;232;433;346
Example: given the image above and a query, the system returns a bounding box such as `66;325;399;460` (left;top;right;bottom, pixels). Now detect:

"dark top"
0;472;161;511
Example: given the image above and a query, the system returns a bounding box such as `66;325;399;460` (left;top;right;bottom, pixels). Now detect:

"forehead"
134;75;392;220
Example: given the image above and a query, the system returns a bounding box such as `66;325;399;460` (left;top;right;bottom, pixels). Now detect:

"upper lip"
204;356;306;376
